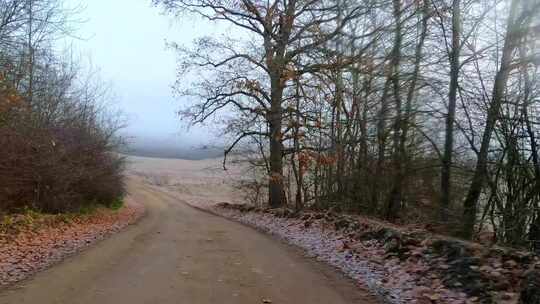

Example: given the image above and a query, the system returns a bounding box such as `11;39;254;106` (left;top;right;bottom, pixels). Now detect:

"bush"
0;69;125;214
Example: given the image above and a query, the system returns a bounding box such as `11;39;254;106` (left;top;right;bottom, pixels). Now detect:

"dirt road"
0;157;379;304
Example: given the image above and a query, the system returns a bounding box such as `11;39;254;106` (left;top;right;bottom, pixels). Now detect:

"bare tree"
461;0;539;239
154;0;375;208
440;0;461;223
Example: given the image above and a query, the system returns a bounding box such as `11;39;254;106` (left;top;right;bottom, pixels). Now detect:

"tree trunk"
268;75;286;208
386;0;403;220
389;0;430;220
440;0;460;224
292;78;303;211
265;1;297;209
26;0;34;105
335;69;344;196
334;2;345;197
460;0;519;239
520;20;540;254
372;77;391;212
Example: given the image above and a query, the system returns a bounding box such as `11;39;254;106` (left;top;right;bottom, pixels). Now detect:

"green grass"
0;197;125;232
0;197;126;237
72;197;124;214
108;198;124;211
76;203;99;215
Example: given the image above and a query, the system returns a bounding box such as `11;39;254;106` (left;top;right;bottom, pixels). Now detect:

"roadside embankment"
199;203;539;304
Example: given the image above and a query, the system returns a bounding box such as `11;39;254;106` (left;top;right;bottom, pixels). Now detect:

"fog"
64;0;222;157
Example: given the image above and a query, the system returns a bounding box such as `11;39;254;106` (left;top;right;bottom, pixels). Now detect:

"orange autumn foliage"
0;74;25;114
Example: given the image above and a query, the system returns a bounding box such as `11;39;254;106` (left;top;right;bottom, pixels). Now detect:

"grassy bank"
0;199;125;240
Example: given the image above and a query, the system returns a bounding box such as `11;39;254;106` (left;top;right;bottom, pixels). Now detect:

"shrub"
0;67;126;214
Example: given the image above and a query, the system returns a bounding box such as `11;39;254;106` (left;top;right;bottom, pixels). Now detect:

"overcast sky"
63;0;219;147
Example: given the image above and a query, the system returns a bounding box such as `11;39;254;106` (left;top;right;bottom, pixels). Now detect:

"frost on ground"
195;204;537;304
207;206;465;304
0;198;145;287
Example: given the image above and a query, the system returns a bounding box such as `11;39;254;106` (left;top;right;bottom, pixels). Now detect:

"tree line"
0;0;125;213
156;0;540;251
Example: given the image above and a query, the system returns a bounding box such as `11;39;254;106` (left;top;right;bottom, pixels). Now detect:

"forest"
154;0;540;251
0;0;125;213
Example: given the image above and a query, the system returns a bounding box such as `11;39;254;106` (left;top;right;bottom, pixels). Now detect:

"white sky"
63;0;219;146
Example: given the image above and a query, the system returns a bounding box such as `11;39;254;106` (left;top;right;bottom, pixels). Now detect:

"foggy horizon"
63;0;221;152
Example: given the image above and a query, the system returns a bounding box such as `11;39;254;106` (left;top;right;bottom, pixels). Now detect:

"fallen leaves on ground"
0;200;145;287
